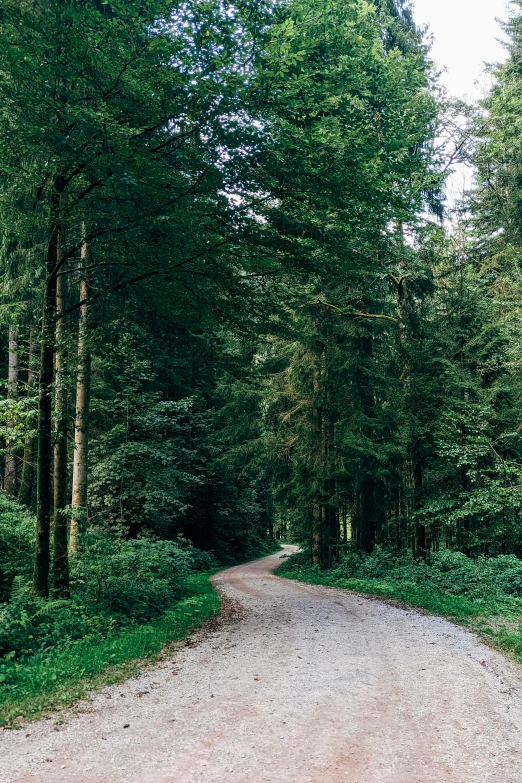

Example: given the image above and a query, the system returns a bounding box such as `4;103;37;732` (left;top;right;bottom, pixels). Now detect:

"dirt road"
2;545;522;782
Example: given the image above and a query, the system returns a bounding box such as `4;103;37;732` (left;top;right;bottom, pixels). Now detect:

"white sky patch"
413;0;510;101
412;0;511;206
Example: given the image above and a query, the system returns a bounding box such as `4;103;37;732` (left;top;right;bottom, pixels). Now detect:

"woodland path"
2;545;522;783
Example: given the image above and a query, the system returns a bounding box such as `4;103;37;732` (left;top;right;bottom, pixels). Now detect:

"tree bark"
310;311;340;569
33;179;64;597
359;473;376;554
324;375;338;567
4;326;19;496
52;255;69;596
18;334;38;507
413;458;427;559
321;404;338;568
342;496;348;545
357;334;377;554
69;232;91;554
311;365;322;566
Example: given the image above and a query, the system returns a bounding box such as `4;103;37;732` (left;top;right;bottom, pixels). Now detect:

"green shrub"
0;526;218;665
333;550;364;578
71;533;193;622
281;545;522;614
484;555;522;597
0;496;34;601
0;590;98;662
174;534;218;572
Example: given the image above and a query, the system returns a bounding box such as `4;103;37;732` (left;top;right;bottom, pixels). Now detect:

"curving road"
2;545;522;782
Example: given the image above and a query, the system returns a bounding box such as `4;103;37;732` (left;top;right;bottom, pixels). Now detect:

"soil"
2;545;522;782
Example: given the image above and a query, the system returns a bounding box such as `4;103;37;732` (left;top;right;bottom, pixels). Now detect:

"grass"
0;571;221;728
276;556;522;665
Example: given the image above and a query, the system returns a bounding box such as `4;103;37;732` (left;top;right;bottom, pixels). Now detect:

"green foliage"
0;508;216;665
253;0;439;283
7;0;522;725
0;572;220;726
0;495;34;602
70;534;194;621
0;592;98;664
89;393;209;535
279;547;522;614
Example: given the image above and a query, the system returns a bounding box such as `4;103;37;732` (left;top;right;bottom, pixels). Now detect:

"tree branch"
303;296;398;324
57;241;228;321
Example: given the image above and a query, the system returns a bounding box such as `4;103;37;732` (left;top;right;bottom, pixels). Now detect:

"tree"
4;325;18;496
253;0;441;564
69;234;91;555
0;0;271;593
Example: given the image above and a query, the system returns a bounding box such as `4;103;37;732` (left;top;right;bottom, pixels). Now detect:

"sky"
412;0;512;203
413;0;510;100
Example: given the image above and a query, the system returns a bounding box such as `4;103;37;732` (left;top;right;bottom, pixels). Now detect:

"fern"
9;575;30;601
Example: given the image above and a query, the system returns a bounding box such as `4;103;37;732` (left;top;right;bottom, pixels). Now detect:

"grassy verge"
0;571;221;728
276;557;522;665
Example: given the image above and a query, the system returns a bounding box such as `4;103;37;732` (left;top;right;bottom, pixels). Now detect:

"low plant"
0;572;220;725
0;528;218;666
277;547;522;668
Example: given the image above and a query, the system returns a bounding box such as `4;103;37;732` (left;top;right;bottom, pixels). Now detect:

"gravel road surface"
2;545;522;782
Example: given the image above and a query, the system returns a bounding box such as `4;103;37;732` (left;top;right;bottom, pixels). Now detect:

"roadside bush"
71;533;194;623
281;545;522;612
0;589;100;662
485;555;522;597
0;524;218;664
174;534;218;572
426;551;483;597
278;549;318;575
333;550;364;578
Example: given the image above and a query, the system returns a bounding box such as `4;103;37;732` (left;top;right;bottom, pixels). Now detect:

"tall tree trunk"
341;494;348;545
52;256;69;596
33;179;64;597
4;326;19;496
311;363;322;566
351;488;360;548
321;402;338;568
19;334;38;507
325;382;338;566
359;473;376;554
357;334;377;554
69;232;91;554
413;458;427;559
394;488;402;552
461;458;471;557
311;312;339;569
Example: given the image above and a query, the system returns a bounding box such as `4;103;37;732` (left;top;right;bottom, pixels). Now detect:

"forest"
2;0;522;719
